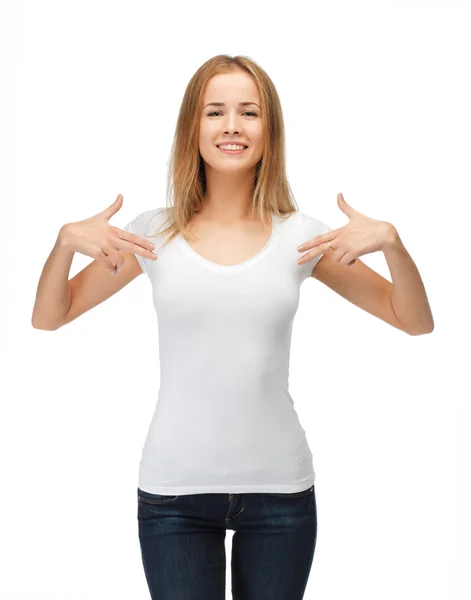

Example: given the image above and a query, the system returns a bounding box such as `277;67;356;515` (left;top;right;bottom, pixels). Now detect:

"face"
199;70;264;174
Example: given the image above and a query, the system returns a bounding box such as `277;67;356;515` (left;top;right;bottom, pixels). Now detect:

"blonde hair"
150;54;299;250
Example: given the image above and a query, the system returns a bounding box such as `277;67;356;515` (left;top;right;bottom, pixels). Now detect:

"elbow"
32;322;57;331
406;323;435;336
31;315;61;331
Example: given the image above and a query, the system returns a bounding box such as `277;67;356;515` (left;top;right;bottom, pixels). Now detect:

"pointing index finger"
120;229;155;250
117;231;157;260
297;231;333;252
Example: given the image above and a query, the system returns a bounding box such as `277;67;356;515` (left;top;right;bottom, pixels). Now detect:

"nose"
224;113;241;135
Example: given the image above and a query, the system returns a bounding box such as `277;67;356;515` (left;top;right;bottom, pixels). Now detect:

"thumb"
337;192;359;219
102;194;123;221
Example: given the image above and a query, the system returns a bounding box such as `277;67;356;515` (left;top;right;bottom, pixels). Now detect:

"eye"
207;111;258;117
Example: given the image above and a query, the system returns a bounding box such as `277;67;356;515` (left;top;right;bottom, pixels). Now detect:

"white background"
3;0;469;598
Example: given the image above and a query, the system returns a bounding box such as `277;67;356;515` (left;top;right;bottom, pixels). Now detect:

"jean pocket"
267;485;314;498
137;488;180;505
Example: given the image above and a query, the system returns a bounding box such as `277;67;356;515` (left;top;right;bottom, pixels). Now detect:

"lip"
216;142;248;148
216;143;249;155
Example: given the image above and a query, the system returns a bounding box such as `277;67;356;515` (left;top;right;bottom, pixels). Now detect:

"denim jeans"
137;484;317;599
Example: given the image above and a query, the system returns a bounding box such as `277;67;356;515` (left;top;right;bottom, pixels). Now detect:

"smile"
216;144;248;154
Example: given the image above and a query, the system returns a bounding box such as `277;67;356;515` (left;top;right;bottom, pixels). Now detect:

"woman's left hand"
297;193;397;267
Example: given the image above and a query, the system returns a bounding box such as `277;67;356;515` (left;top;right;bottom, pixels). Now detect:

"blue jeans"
137;484;317;599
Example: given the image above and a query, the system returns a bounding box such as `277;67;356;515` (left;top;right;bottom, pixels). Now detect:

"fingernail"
297;245;304;251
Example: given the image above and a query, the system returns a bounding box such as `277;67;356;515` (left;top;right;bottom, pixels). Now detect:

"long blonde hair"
150;54;299;250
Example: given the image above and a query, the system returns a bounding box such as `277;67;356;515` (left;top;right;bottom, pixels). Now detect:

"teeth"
218;144;246;150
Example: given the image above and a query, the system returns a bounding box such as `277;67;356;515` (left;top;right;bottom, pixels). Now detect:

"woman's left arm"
297;193;434;336
382;228;434;335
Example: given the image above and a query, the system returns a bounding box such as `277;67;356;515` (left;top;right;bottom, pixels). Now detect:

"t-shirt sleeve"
123;208;167;275
298;212;333;280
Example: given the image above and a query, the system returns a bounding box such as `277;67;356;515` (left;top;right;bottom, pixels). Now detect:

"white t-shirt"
124;207;332;495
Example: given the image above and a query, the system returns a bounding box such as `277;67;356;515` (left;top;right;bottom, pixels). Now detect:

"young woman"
32;54;434;600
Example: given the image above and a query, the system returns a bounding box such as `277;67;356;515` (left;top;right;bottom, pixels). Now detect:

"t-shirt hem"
137;476;316;496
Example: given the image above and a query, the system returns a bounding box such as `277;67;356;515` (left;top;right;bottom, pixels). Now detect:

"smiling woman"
114;54;328;599
34;53;426;600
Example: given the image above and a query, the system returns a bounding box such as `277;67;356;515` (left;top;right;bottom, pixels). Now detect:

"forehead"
203;71;260;103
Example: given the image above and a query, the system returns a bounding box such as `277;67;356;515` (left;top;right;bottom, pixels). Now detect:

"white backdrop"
3;0;469;599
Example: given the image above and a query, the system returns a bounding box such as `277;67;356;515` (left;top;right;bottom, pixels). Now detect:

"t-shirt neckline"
177;211;280;273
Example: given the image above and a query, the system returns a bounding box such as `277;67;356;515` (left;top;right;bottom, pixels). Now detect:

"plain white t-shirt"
124;207;332;495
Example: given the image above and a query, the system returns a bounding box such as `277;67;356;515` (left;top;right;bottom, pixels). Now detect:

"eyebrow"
203;102;260;109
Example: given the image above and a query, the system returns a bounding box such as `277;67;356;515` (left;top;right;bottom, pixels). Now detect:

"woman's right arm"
31;227;144;331
31;194;157;331
31;227;76;330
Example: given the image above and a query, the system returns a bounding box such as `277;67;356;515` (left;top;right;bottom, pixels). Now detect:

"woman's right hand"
59;194;157;274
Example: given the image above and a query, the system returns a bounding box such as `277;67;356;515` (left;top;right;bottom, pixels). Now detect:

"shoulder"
123;207;171;238
296;211;332;237
291;211;332;281
275;210;332;240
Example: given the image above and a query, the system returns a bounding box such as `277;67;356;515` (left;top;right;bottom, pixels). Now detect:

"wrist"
57;224;74;252
382;223;401;252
